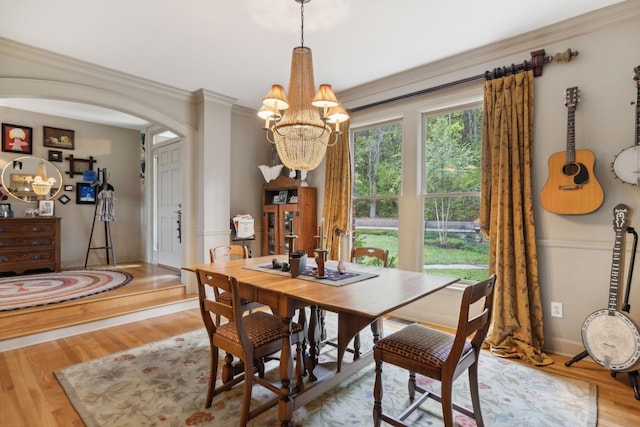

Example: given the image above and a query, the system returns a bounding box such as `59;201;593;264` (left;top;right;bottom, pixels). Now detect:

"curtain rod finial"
551;48;579;63
530;49;546;77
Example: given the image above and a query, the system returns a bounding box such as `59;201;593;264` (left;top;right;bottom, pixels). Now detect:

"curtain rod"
348;48;579;113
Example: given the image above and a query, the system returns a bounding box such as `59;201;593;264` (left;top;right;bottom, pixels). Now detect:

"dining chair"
210;245;264;316
196;269;305;426
318;246;391;362
372;274;496;427
209;244;249;262
351;246;389;267
350;246;389;353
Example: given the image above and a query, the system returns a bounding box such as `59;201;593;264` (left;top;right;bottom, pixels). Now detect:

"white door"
155;142;182;268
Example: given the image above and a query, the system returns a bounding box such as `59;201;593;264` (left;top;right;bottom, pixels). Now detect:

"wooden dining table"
184;255;459;426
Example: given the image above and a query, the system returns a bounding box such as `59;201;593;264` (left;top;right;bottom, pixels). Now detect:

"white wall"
338;2;640;356
230;106;273;256
0;107;141;267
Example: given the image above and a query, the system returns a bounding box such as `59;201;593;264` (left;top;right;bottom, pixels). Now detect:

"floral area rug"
55;315;597;427
0;269;133;311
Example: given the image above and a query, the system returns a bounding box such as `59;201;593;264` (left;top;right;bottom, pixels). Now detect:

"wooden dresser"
0;217;61;274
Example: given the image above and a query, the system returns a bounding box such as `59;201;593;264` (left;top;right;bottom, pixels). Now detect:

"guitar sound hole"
562;162;579;176
563;162;590;185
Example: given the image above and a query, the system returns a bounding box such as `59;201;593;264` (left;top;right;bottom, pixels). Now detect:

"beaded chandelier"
258;0;348;172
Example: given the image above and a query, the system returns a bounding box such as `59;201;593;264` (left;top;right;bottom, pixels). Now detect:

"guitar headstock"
613;203;630;232
564;87;580;108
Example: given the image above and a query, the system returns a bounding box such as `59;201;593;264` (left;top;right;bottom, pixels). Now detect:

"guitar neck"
566;106;576;163
609;228;623;314
609;204;629;314
635;84;640;147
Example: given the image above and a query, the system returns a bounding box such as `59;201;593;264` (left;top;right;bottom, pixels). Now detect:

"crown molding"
192;88;236;107
339;1;640;111
0;36;192;103
232;104;259;119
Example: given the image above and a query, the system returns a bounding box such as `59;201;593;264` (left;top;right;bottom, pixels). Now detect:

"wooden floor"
0;265;638;426
0;262;195;342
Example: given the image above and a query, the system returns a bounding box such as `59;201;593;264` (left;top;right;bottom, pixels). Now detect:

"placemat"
244;263;378;287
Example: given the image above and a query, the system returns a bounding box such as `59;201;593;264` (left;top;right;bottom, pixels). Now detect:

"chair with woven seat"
209;244;249;263
350;246;389;353
316;246;391;362
196;269;305;426
210;244;264;316
351;246;389;268
373;274;496;427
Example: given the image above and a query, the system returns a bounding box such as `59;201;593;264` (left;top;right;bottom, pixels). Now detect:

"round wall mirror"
1;156;63;203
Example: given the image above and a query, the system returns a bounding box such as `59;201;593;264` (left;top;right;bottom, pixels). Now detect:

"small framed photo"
76;182;96;204
2;123;33;154
48;150;63;162
58;194;71;205
43;126;75;150
38;200;55;217
277;190;288;204
0;202;12;218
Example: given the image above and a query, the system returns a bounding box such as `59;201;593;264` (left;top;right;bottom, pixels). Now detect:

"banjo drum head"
613;145;640;185
582;309;640;372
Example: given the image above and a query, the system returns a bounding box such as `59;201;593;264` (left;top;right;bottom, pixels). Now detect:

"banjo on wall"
581;203;640;372
612;65;640;185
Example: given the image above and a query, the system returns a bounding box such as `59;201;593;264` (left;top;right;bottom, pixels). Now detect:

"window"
351;121;402;267
423;105;488;281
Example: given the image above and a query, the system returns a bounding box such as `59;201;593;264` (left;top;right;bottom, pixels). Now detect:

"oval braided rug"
0;270;133;312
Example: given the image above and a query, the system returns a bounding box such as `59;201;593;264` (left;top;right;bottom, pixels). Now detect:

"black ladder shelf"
84;168;116;268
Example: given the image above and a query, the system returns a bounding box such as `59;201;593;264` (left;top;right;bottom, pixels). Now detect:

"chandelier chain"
300;1;305;47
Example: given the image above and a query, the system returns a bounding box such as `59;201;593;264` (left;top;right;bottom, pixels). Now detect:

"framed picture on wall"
38;200;55;216
1;123;33;154
76;182;96;204
43;126;75;150
48;150;63;162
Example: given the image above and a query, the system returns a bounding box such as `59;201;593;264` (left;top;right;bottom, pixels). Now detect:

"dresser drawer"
0;249;56;264
0;236;56;249
0;221;57;237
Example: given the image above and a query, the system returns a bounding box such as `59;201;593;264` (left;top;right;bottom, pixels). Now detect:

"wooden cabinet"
0;217;61;274
262;176;317;256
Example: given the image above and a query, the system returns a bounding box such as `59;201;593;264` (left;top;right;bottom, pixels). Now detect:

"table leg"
371;317;383;343
296;307;309;377
278;315;294;426
306;305;321;381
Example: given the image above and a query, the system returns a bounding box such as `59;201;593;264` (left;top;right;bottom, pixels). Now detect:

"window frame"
420;101;487;282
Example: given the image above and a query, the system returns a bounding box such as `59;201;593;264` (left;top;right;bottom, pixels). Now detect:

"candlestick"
320;218;325;250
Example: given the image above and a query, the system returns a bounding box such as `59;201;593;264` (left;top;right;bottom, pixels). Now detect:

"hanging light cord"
300;1;305;48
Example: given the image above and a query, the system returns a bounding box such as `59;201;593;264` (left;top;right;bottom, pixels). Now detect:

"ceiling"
0;0;626;130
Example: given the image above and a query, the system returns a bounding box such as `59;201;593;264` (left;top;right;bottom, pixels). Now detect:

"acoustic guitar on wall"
541;86;604;214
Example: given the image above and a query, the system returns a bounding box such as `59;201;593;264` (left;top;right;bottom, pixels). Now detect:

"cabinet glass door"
283;209;297;255
263;205;278;255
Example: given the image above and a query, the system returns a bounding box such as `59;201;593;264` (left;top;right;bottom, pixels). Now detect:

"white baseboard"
0;299;199;352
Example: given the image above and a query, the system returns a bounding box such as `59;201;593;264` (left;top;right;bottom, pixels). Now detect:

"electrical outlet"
551;302;563;318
